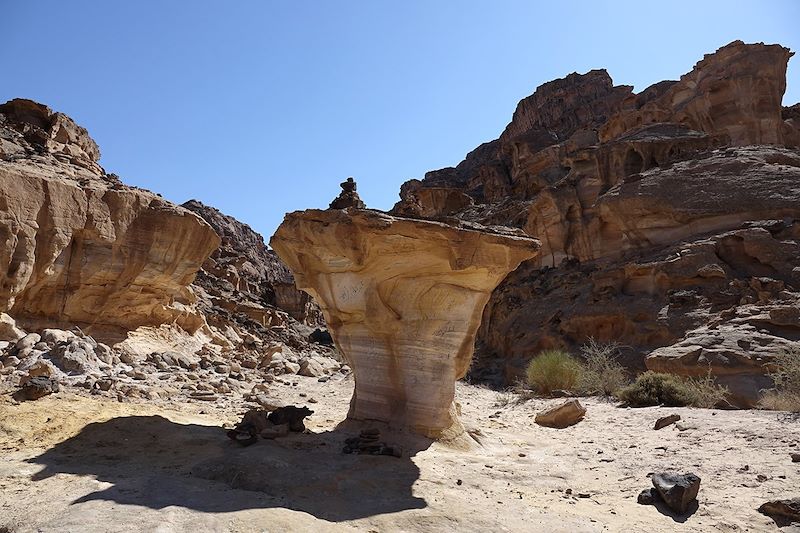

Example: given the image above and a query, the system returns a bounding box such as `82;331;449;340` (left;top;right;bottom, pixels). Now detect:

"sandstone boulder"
48;339;104;374
13;375;60;401
21;359;60;382
15;333;41;352
298;357;325;378
646;313;800;407
40;328;77;347
0;313;25;342
534;399;586;428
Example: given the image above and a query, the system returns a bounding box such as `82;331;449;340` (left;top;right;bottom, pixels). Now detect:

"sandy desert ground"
1;374;799;533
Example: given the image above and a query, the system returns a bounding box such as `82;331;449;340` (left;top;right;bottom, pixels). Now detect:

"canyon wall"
391;41;800;405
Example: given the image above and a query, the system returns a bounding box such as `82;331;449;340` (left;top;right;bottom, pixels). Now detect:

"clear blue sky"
3;1;799;239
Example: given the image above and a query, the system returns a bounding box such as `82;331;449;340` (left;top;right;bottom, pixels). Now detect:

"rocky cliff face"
391;41;800;405
271;208;539;438
182;200;323;329
0;99;220;339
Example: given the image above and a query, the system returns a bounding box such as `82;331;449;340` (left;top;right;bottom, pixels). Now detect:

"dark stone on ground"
652;472;701;515
758;498;800;524
638;487;660;505
13;376;59;401
267;405;314;432
309;328;334;345
342;428;403;457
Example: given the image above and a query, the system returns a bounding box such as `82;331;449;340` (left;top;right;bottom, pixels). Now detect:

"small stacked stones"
342;428;402;457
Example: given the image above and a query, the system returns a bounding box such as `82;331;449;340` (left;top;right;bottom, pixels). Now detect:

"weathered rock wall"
0;99;220;339
391;41;800;403
599;41;793;146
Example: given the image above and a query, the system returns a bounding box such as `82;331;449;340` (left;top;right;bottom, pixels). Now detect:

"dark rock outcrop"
759;498;800;524
182;199;322;327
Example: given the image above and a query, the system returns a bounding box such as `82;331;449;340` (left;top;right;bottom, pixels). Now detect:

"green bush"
576;339;629;396
760;348;800;412
525;349;581;395
617;371;697;407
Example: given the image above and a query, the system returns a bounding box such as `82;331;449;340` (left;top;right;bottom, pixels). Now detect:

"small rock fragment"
190;391;218;401
637;488;660;505
654;414;681;430
13;376;59;401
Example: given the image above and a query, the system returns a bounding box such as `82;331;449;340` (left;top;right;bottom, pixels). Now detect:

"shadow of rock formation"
651;499;700;523
27;415;429;521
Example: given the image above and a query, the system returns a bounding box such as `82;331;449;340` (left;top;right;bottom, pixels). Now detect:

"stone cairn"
329;177;366;209
342;428;403;457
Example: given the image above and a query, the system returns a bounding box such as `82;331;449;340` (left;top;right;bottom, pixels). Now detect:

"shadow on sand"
651;499;699;523
27;415;430;521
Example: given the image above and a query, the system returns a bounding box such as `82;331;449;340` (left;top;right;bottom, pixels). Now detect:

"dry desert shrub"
525;349;581;395
492;390;517;408
616;370;727;408
760;347;800;412
617;371;695;407
576;339;629;396
682;368;730;408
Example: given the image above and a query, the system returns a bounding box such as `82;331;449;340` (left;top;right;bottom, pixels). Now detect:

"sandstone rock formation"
271;208;539;437
391;41;800;403
0;99;220;339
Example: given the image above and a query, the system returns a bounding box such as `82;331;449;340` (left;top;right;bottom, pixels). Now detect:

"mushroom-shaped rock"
270;209;539;438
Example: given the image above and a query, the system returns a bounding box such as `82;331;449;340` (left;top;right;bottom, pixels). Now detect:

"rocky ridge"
391;41;800;405
182;199;323;337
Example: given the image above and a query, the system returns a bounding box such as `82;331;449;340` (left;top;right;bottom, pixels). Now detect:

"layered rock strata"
390;41;800;402
271;208;539;437
0;99;220;338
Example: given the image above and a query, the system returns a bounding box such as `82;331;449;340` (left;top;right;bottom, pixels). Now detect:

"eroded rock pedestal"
271;209;539;438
